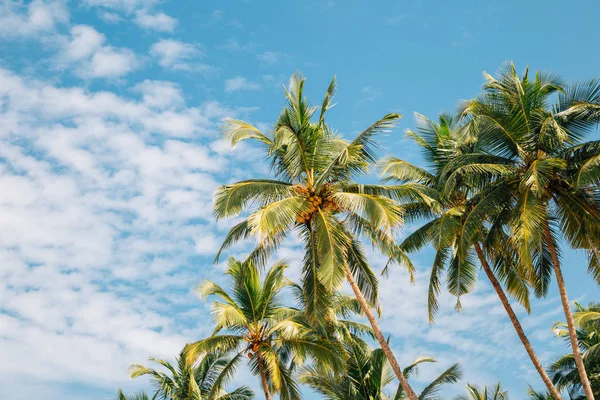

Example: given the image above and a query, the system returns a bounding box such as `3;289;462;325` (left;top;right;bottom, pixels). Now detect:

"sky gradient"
1;1;600;399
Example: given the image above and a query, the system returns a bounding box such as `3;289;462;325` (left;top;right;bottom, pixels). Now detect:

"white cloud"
0;0;69;38
59;25;138;79
83;0;177;32
224;76;261;93
83;46;138;78
134;10;177;32
63;24;105;61
134;80;184;109
150;39;210;72
195;233;221;255
98;10;124;23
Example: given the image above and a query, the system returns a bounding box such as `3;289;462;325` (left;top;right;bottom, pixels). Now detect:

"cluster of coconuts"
293;184;341;224
295;195;323;223
247;342;260;358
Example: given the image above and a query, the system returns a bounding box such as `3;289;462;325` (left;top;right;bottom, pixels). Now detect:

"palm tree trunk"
474;243;562;400
344;264;419;400
256;354;271;400
544;222;594;400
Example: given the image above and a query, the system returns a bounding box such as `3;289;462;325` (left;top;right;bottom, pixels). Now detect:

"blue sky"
1;1;600;399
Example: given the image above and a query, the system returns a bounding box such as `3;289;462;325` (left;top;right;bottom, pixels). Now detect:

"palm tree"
129;349;253;400
450;63;600;399
300;339;462;400
184;257;344;400
116;390;150;400
212;73;420;399
380;113;561;398
550;303;600;399
455;383;508;400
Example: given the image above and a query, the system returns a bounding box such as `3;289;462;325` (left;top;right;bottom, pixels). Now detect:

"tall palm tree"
300;339;462;400
129;348;253;400
380;113;561;398
116;389;150;400
212;73;420;399
455;383;508;400
184;258;344;400
550;303;600;399
454;63;600;399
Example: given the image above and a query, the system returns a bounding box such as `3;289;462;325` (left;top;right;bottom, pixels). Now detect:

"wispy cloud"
134;10;177;32
202;9;223;27
83;0;177;32
150;39;213;73
97;10;123;23
224;76;262;93
218;39;256;53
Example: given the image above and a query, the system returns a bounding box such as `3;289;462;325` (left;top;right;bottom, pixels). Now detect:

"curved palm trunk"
474;243;562;400
544;222;594;400
257;354;272;400
344;265;419;400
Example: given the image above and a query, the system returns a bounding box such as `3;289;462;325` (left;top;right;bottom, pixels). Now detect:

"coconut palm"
550;303;600;399
454;62;600;399
300;339;462;400
129;348;253;400
212;73;420;399
116;390;150;400
455;383;508;400
380;113;560;398
184;257;344;400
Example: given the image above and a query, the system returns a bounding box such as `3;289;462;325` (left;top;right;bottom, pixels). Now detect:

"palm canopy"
452;63;600;399
213;73;416;324
380;113;530;321
129;347;253;400
184;258;344;400
455;383;509;400
551;303;600;399
452;62;600;291
300;340;462;400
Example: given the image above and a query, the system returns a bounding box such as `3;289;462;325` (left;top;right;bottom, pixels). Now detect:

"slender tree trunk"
344;265;419;400
474;243;562;400
256;354;272;400
544;222;594;400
